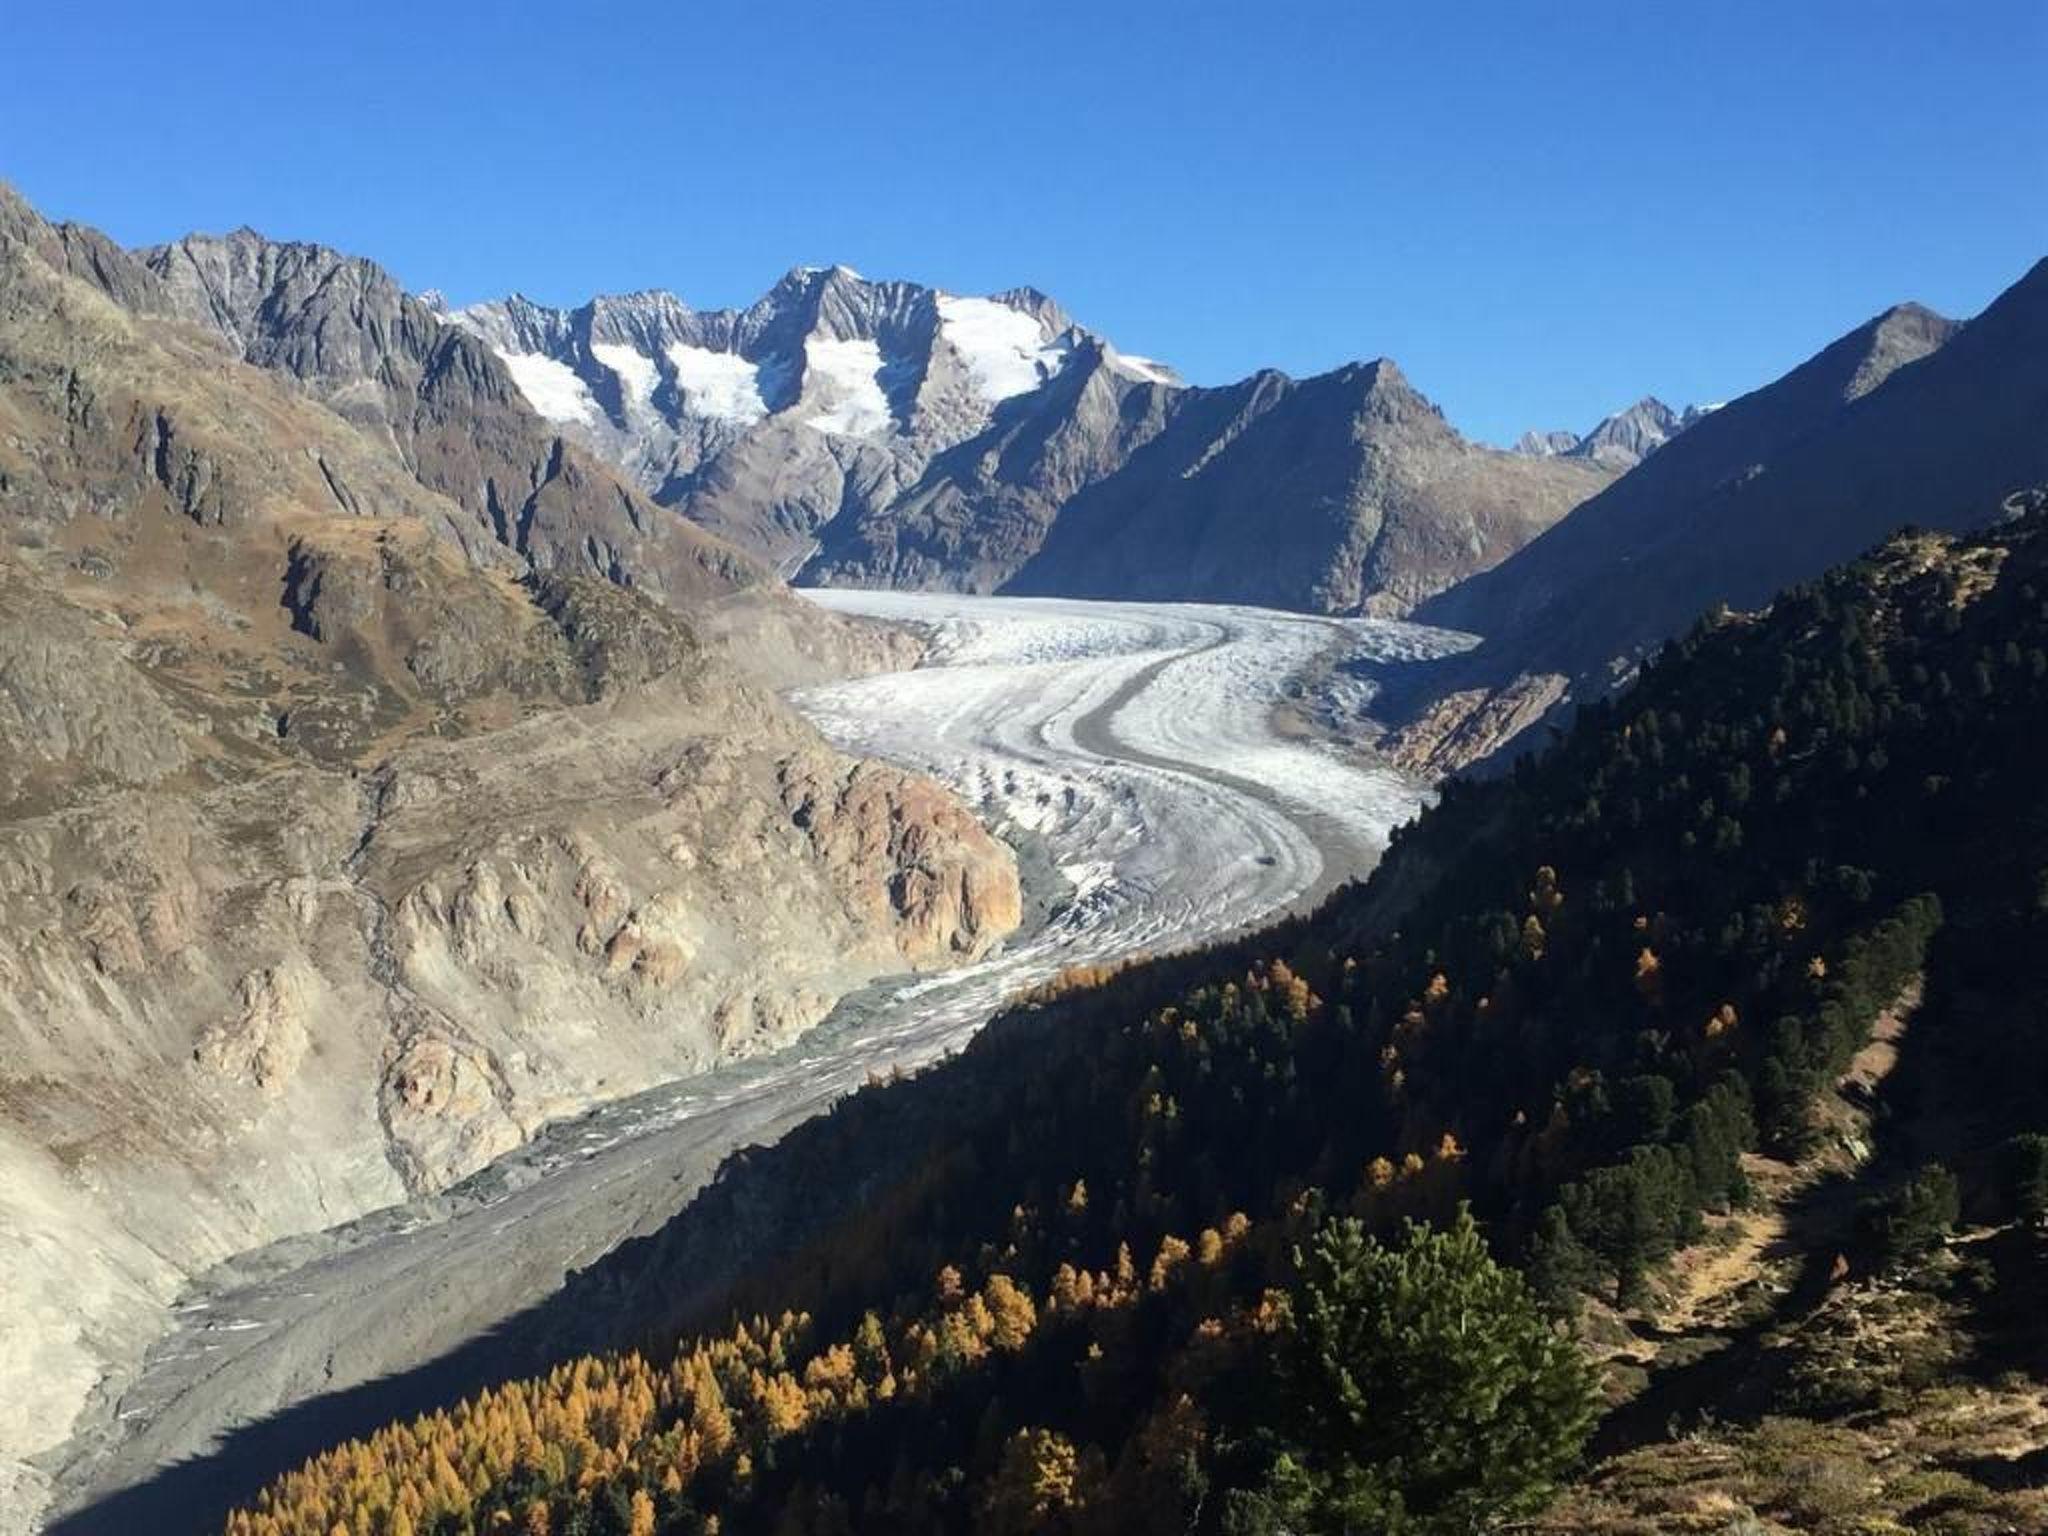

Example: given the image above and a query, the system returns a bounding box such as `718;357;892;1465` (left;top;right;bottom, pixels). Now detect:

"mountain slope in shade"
446;273;1611;615
993;359;1614;615
1392;268;2048;771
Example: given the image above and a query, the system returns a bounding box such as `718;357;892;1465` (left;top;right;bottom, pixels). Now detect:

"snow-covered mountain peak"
431;266;1188;558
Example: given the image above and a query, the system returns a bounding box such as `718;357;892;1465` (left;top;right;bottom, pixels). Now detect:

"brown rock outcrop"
779;757;1024;964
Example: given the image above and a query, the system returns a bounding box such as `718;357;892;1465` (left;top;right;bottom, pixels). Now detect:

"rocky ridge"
438;270;1166;578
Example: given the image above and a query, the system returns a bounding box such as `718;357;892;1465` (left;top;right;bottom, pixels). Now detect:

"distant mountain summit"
1514;396;1718;470
441;271;1609;613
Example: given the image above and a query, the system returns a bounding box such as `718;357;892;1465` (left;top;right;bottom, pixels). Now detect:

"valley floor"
37;595;1470;1536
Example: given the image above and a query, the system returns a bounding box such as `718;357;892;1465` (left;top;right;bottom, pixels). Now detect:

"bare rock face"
1375;673;1571;780
379;1024;527;1194
779;757;1025;964
194;965;317;1095
995;359;1615;617
0;183;1021;1512
141;227;767;608
361;670;1020;1187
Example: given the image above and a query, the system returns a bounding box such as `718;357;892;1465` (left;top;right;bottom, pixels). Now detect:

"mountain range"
438;250;2048;776
7;174;2048;1536
432;270;1617;615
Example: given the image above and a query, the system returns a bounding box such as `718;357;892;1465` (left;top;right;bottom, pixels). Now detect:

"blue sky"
7;1;2043;444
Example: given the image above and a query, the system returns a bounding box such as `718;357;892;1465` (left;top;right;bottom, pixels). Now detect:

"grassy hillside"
225;509;2048;1535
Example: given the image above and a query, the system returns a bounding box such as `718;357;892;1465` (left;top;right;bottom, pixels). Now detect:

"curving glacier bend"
41;595;1473;1536
796;590;1473;948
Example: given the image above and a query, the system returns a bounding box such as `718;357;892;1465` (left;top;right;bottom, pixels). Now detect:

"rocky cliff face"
441;273;1610;615
0;187;1018;1523
142;228;767;605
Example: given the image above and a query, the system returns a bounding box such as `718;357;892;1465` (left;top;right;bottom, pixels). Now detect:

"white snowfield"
498;350;601;425
803;336;894;436
590;341;660;406
664;342;771;423
42;595;1473;1536
936;294;1072;403
1108;350;1177;384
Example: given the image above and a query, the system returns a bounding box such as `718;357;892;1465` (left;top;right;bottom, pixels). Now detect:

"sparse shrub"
1858;1163;1960;1265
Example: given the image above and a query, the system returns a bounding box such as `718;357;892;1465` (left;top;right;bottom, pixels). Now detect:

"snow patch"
497;351;600;426
803;337;893;436
936;295;1071;403
664;343;769;424
591;342;659;406
1109;351;1177;385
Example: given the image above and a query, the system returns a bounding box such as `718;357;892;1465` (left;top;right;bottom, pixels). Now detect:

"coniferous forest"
225;512;2048;1536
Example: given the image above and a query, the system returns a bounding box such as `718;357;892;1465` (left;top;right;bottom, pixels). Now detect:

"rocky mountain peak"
1577;396;1682;463
589;287;696;323
0;180;171;315
1513;393;1709;470
1836;301;1961;402
1355;355;1432;409
985;284;1077;336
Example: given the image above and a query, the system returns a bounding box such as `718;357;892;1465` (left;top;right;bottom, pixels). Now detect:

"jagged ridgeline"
229;511;2048;1535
